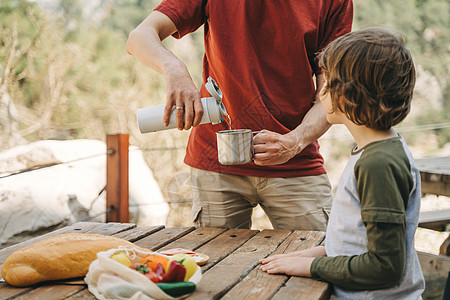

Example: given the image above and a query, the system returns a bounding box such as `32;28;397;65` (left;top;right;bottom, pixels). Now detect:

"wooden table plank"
158;227;227;253
112;225;165;242
0;285;34;299
82;222;136;235
12;284;86;300
187;229;292;300
133;227;196;250
64;288;92;300
159;228;261;272
415;156;450;197
419;209;450;231
418;250;450;278
415;157;450;175
272;278;330;300
222;231;327;300
195;228;260;272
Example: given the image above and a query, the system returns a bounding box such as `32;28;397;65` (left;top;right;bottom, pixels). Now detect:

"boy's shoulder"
355;137;410;171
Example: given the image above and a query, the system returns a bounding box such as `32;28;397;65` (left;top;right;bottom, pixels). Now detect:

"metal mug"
216;129;257;165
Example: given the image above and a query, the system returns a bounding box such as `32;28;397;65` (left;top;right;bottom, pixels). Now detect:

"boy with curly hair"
260;26;425;299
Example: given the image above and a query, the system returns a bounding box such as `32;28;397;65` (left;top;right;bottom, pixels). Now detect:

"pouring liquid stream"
224;113;232;130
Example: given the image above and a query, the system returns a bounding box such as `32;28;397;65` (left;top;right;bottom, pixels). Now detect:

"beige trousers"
190;168;332;231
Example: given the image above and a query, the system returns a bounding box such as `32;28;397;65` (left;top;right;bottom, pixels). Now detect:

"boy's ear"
338;95;346;107
336;86;347;105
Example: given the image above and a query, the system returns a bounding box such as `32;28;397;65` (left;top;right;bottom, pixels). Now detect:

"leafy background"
1;1;449;298
1;0;449;253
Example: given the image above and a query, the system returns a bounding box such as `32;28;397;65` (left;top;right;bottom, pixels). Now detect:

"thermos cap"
205;77;223;101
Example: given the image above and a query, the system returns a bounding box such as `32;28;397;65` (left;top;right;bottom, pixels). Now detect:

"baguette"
1;233;148;287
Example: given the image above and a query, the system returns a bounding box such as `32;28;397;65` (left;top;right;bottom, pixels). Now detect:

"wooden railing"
105;134;129;223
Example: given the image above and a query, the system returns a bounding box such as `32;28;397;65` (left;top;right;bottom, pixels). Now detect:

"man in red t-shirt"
127;0;353;230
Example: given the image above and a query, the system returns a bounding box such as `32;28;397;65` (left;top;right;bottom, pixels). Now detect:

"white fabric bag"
85;246;202;300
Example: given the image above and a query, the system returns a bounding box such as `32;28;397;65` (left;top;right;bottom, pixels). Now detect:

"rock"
0;90;27;148
0;139;169;247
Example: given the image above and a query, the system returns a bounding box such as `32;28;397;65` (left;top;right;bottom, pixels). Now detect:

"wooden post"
440;235;450;256
106;134;129;223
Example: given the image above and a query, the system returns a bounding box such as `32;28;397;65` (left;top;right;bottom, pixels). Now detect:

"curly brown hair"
317;26;416;130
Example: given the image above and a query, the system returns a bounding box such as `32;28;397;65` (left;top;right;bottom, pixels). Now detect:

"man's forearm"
126;11;181;76
289;102;331;155
288;74;331;155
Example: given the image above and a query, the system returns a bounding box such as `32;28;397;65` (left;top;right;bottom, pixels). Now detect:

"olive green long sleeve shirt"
310;136;424;299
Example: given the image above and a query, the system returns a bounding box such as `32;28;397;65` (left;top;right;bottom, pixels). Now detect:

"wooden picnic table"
0;221;329;300
415;156;450;197
415;156;450;256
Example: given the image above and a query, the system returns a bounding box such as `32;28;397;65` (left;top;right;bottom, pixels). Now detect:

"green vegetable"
157;282;196;297
134;263;150;274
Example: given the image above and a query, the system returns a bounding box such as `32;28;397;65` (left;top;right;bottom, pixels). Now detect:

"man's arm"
253;74;331;165
126;11;203;130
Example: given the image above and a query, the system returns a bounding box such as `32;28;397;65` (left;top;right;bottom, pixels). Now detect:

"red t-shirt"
155;0;353;177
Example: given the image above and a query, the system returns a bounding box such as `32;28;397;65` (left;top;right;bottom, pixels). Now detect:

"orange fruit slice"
139;254;169;272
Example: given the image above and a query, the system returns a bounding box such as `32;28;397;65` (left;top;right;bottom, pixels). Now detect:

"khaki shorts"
190;168;332;231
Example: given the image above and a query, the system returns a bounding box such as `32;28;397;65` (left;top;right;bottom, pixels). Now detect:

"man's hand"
163;66;203;130
253;130;301;165
126;11;203;130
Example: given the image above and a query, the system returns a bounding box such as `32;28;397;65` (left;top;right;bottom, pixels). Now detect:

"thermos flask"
137;77;227;133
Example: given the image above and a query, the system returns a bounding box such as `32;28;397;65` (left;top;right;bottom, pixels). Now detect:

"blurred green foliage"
354;0;450;148
0;0;448;238
0;0;448;182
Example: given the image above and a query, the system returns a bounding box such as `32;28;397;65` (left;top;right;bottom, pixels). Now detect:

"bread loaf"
1;233;148;287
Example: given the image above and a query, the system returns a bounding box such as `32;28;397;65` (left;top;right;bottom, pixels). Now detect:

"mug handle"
250;131;262;158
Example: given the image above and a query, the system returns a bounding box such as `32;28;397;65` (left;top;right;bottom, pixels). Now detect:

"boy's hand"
259;246;326;265
259;250;307;264
260;256;314;277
